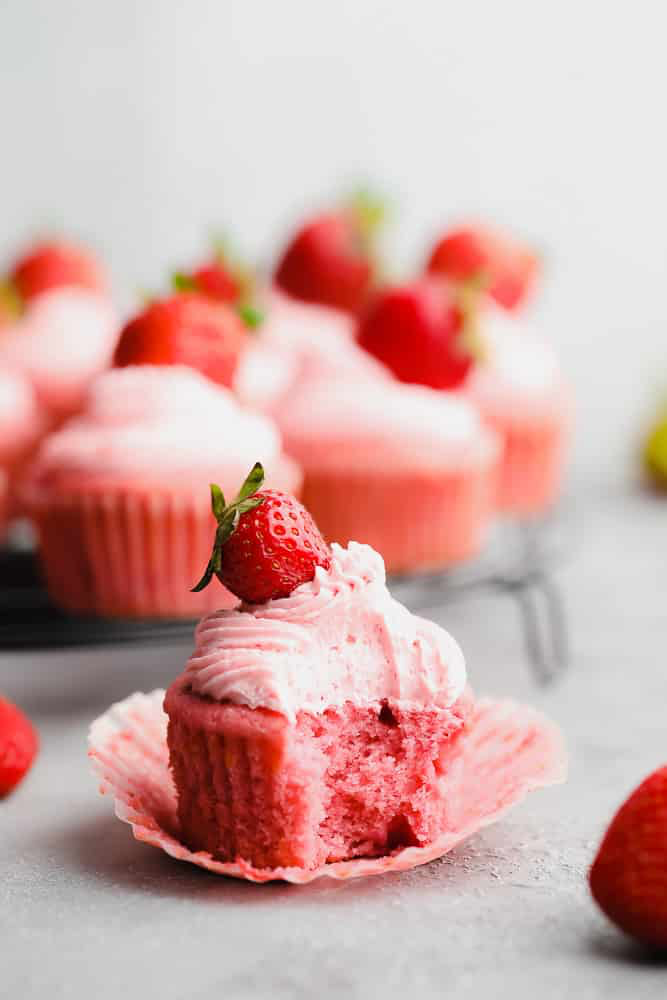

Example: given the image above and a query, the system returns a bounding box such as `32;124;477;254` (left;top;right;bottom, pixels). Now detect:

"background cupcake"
277;375;499;574
24;365;302;619
0;240;118;424
464;309;572;514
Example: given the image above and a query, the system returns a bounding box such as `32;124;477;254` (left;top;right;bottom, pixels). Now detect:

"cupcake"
0;240;118;423
464;310;572;514
148;465;564;874
275;376;499;574
24;366;301;619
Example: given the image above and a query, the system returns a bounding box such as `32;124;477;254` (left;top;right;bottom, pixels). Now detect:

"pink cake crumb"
165;676;473;870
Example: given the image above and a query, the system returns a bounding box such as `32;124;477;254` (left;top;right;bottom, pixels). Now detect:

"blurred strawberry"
275;191;384;313
0;696;38;797
173;238;254;306
590;766;667;950
10;239;108;303
113;292;247;388
357;277;481;390
426;224;538;311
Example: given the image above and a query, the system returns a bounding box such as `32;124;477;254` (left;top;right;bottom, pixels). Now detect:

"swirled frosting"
277;376;493;474
185;541;466;719
31;365;285;490
0;289;118;411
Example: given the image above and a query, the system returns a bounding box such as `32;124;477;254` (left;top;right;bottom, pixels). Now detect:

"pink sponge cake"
464;310;572;514
24;367;301;619
276;375;499;573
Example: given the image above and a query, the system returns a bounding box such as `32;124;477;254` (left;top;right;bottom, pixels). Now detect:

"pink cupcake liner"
89;690;566;884
301;447;499;574
27;460;301;619
487;414;570;515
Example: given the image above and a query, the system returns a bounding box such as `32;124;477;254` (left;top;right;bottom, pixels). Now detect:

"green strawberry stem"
0;279;23;320
172;271;199;293
456;271;489;363
192;462;266;592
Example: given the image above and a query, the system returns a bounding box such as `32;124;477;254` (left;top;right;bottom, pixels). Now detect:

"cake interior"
166;680;471;870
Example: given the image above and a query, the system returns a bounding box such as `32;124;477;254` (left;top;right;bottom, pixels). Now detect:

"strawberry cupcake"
24;366;301;619
275;375;499;574
89;464;565;880
0;367;44;477
0;240;118;423
464;310;572;514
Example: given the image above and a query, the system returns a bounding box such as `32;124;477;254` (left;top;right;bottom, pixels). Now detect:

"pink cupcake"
276;377;499;574
24;366;301;619
161;535;563;873
464;310;572;514
0;289;118;424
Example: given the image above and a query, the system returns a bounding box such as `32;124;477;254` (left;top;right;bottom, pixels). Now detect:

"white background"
2;0;667;485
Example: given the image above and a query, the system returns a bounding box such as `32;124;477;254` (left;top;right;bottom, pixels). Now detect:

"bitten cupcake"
0;240;118;423
275;376;499;574
24;366;301;619
464;310;572;514
148;464;564;875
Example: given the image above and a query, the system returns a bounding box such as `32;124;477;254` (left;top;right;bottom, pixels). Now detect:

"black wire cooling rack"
0;513;573;683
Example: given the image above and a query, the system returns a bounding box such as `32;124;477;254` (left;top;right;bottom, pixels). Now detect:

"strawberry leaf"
210;483;226;520
172;271;199;293
236;462;265;502
237;304;264;330
235;496;264;515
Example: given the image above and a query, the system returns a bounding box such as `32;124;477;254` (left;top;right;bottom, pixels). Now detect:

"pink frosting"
465;308;569;420
235;288;388;414
30;365;290;491
277;377;496;474
0;367;44;465
185;541;467;719
0;289;118;415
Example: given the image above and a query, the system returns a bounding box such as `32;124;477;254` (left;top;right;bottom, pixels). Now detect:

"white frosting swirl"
185;541;466;719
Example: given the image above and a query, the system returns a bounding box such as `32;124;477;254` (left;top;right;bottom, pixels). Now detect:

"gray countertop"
2;486;667;999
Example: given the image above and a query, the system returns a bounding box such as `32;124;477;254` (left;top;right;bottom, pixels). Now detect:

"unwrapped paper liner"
89;689;566;884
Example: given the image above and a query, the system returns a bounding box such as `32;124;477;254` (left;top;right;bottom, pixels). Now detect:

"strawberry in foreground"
426;224;538;311
113;292;248;388
589;766;667;950
357;277;479;390
10;239;108;303
0;696;38;797
193;462;331;604
274;191;384;313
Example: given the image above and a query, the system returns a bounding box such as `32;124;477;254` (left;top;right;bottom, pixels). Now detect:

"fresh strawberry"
113;292;248;388
193;462;331;604
0;696;38;797
275;192;384;312
426;224;538;310
357;277;480;390
10;239;107;302
589;766;667;950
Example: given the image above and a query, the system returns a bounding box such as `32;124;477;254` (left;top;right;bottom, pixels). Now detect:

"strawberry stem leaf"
191;463;266;593
237;304;264;330
172;271;199;293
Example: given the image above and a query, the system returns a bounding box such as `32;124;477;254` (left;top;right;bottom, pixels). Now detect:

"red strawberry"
0;696;38;797
113;292;247;388
589;766;667;950
426;224;538;311
357;277;479;390
275;192;384;313
10;239;108;302
193;463;331;604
